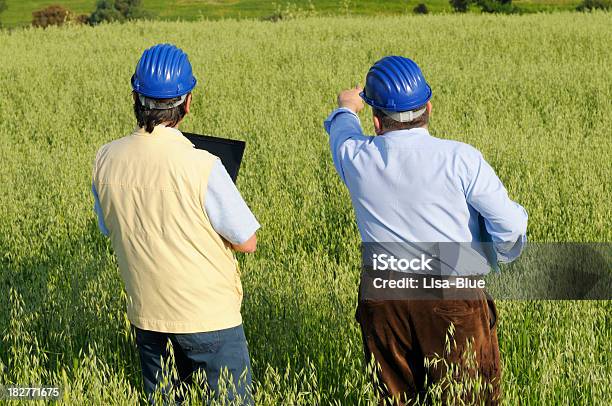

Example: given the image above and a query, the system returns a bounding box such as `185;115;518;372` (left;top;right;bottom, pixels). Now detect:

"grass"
0;11;611;405
1;0;583;27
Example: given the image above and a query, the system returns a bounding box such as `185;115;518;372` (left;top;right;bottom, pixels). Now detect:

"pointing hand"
337;86;365;114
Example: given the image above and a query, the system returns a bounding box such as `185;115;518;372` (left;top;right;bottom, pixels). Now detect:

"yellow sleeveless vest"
93;125;242;333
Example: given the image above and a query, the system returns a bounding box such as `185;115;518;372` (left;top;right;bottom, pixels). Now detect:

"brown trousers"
356;289;501;405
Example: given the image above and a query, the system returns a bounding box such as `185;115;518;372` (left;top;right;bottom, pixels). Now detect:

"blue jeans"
134;324;253;405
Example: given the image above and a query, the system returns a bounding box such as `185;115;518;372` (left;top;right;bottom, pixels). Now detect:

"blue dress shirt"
93;158;259;245
324;108;527;268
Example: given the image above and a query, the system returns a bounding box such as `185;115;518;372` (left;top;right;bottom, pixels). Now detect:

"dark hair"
373;105;429;132
133;93;189;133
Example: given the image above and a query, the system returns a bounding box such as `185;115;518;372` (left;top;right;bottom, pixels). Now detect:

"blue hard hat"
131;44;197;99
360;56;432;112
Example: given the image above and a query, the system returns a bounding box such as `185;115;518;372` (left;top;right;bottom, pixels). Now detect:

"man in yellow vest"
92;44;259;405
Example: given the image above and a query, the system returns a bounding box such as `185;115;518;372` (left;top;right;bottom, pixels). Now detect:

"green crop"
0;11;611;405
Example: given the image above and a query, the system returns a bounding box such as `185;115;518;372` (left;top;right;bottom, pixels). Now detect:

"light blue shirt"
92;159;259;245
324;108;527;266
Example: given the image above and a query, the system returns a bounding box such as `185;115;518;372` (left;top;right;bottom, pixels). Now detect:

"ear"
426;100;432;115
185;93;192;115
373;114;383;135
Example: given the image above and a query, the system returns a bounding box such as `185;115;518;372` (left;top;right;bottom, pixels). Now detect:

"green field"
1;0;583;27
1;11;611;405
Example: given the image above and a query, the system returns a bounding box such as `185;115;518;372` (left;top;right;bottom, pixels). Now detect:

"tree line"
0;0;610;28
0;0;146;28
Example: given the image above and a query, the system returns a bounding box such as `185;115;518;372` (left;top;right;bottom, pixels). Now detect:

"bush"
413;3;429;14
477;0;519;13
88;0;146;25
450;0;471;12
576;0;612;11
451;0;519;13
32;5;72;28
75;14;90;25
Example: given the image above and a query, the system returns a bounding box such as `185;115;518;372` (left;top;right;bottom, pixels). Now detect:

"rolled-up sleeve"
324;108;364;184
465;152;528;263
204;160;260;245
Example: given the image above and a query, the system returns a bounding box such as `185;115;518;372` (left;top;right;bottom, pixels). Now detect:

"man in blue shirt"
324;56;527;404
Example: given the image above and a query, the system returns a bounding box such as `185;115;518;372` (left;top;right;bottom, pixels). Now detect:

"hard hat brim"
131;75;197;99
360;87;432;112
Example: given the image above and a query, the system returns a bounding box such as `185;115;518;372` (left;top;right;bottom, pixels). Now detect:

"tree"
88;0;146;25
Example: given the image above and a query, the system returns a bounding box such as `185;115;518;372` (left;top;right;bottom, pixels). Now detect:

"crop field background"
0;11;611;405
0;0;583;27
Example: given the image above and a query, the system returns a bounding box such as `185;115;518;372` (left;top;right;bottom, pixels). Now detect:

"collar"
377;127;431;141
132;125;194;147
380;127;430;139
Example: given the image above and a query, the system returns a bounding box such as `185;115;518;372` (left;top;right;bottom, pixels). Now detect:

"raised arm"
323;87;366;183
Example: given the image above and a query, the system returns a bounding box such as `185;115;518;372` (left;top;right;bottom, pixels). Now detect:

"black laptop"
182;133;246;183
